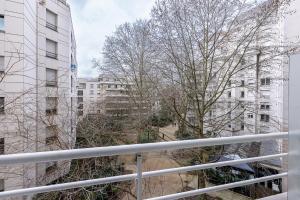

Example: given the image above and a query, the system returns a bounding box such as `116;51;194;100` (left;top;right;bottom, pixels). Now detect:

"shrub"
138;127;158;143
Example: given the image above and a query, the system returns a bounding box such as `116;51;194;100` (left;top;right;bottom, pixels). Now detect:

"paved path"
121;125;251;200
159;124;178;141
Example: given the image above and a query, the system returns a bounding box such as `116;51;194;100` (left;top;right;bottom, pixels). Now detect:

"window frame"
261;77;271;86
46;125;58;145
46;68;58;87
0;138;4;155
0;15;4;32
46;39;58;59
46;9;58;31
241;91;245;98
46;97;58;115
0;97;4;114
260;114;270;122
0;56;4;73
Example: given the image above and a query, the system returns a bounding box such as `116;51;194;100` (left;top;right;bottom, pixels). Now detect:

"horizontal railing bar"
0;132;287;165
143;153;287;178
146;173;288;200
0;174;136;198
0;153;287;198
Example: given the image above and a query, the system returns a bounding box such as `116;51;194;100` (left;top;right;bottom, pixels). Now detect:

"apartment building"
77;75;136;118
0;0;77;198
184;2;299;193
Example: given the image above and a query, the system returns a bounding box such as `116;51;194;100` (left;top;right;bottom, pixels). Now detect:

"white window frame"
46;97;58;115
46;9;57;31
46;68;57;87
46;39;58;59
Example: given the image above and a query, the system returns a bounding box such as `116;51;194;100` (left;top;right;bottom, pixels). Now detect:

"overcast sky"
69;0;156;78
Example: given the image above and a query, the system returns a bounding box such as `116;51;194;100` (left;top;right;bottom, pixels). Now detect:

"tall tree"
150;0;292;196
98;20;158;133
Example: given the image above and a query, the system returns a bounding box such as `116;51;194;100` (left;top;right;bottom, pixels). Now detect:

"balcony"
0;132;290;200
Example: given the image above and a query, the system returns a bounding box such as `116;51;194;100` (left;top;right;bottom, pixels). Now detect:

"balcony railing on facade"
0;132;288;200
46;51;58;59
46;22;58;32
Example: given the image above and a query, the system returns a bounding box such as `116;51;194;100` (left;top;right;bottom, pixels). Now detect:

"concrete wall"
0;0;77;198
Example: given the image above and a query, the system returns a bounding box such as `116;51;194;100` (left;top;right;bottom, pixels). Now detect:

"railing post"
288;54;300;199
136;153;143;200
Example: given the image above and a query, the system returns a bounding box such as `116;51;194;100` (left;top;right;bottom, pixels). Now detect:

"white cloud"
69;0;156;78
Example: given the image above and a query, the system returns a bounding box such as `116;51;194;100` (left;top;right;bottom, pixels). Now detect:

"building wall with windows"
0;0;77;198
77;75;135;118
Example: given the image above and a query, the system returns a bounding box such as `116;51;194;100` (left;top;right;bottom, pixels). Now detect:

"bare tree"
97;20;159;134
150;0;293;196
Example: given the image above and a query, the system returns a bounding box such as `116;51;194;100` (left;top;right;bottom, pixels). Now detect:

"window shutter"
46;69;57;83
46;10;56;26
46;39;57;54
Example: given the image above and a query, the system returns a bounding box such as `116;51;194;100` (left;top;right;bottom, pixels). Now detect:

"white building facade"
0;0;77;198
77;75;134;118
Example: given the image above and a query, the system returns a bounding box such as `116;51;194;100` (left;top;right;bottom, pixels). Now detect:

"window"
0;138;4;154
46;97;58;115
108;84;111;89
46;39;57;59
97;84;101;88
46;161;58;173
0;56;4;73
46;68;57;86
46;9;57;31
247;113;253;118
90;90;94;95
0;179;4;192
77;97;83;103
228;91;231;98
241;91;245;98
79;83;86;89
241;123;245;130
0;97;4;114
90;84;94;89
260;104;271;110
46;125;58;145
260;114;270;122
0;15;4;31
78;90;83;96
241;80;245;87
261;78;271;86
115;85;118;89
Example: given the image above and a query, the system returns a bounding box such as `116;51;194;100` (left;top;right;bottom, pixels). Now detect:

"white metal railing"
0;132;288;199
